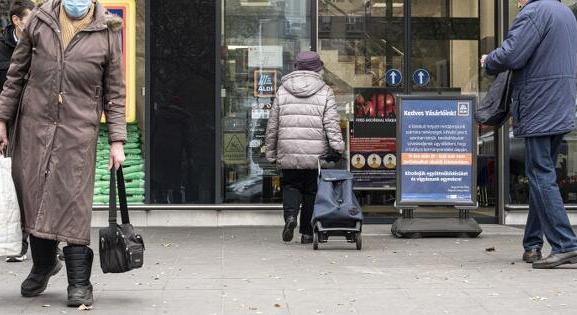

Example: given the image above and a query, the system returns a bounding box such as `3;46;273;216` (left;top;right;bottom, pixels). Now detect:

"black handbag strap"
109;167;130;225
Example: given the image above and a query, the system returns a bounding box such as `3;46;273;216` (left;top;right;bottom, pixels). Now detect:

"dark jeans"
523;135;577;254
282;169;318;236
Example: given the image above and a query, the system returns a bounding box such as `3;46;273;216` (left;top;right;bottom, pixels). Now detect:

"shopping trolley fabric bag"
0;156;21;256
312;169;363;227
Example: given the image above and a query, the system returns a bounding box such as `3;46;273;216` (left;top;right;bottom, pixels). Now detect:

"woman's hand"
109;141;125;170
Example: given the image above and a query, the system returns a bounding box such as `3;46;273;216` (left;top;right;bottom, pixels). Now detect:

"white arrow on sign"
418;71;425;85
389;71;398;85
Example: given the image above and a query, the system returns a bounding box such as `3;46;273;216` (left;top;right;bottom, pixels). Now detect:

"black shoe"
301;234;313;244
21;236;61;297
532;250;577;269
282;217;297;242
522;249;542;263
6;238;29;262
64;245;94;307
6;254;28;263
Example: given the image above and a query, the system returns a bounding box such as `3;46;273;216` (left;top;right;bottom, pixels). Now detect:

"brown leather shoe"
533;250;577;269
522;249;542;263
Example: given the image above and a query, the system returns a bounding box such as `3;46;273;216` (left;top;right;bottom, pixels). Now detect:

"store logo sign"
457;102;470;116
254;70;277;98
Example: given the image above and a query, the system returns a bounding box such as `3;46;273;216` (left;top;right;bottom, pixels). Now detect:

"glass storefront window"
149;0;216;204
507;0;577;205
317;0;497;218
221;0;312;203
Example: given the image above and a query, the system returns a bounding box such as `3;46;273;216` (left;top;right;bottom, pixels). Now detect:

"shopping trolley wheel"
313;232;319;250
355;232;362;250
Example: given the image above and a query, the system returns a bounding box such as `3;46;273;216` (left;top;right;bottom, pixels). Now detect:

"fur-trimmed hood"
36;0;123;32
105;13;123;32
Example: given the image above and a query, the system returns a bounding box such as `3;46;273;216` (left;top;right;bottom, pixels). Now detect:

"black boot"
282;216;298;242
21;235;62;297
63;245;94;307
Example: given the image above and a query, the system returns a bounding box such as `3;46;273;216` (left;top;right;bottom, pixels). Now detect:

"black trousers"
282;169;318;235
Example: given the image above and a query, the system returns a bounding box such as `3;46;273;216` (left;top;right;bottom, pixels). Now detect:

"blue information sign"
412;69;430;87
396;96;477;206
385;69;402;87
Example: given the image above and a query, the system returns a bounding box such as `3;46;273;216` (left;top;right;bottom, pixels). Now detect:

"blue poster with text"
398;98;475;205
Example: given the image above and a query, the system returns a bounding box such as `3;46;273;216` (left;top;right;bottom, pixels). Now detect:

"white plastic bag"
0;156;21;256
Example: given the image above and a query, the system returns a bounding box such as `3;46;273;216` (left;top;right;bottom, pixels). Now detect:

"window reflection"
318;0;497;217
149;0;216;204
221;0;311;203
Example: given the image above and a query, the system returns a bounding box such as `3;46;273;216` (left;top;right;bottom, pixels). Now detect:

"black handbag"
475;70;512;127
99;167;145;273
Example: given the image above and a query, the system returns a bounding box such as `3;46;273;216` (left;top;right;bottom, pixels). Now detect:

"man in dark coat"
0;0;35;263
482;0;577;269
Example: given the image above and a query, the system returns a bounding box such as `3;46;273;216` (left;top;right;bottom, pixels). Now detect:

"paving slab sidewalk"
1;225;576;315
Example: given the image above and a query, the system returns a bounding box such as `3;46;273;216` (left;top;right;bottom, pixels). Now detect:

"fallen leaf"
77;304;93;311
485;247;496;252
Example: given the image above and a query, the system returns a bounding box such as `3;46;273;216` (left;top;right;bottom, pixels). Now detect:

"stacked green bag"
93;124;145;205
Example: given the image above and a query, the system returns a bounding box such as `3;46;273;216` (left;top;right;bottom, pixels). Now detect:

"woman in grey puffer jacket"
265;51;345;244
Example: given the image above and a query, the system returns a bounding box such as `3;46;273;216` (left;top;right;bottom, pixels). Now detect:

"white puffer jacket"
265;71;345;169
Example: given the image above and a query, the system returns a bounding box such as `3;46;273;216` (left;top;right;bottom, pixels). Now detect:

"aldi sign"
254;70;277;98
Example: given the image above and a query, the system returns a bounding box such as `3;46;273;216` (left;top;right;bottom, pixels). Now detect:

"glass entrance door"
318;0;405;219
318;0;498;221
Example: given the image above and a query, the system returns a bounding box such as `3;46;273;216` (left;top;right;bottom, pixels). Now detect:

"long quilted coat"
0;0;126;245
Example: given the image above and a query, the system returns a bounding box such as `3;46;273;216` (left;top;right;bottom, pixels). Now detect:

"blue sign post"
392;95;481;238
385;69;402;87
412;69;430;87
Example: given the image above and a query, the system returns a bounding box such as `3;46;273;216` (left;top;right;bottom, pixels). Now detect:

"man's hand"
109;141;125;170
480;54;488;68
0;121;8;156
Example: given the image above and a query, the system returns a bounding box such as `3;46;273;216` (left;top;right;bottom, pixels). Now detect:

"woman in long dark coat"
0;0;126;307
